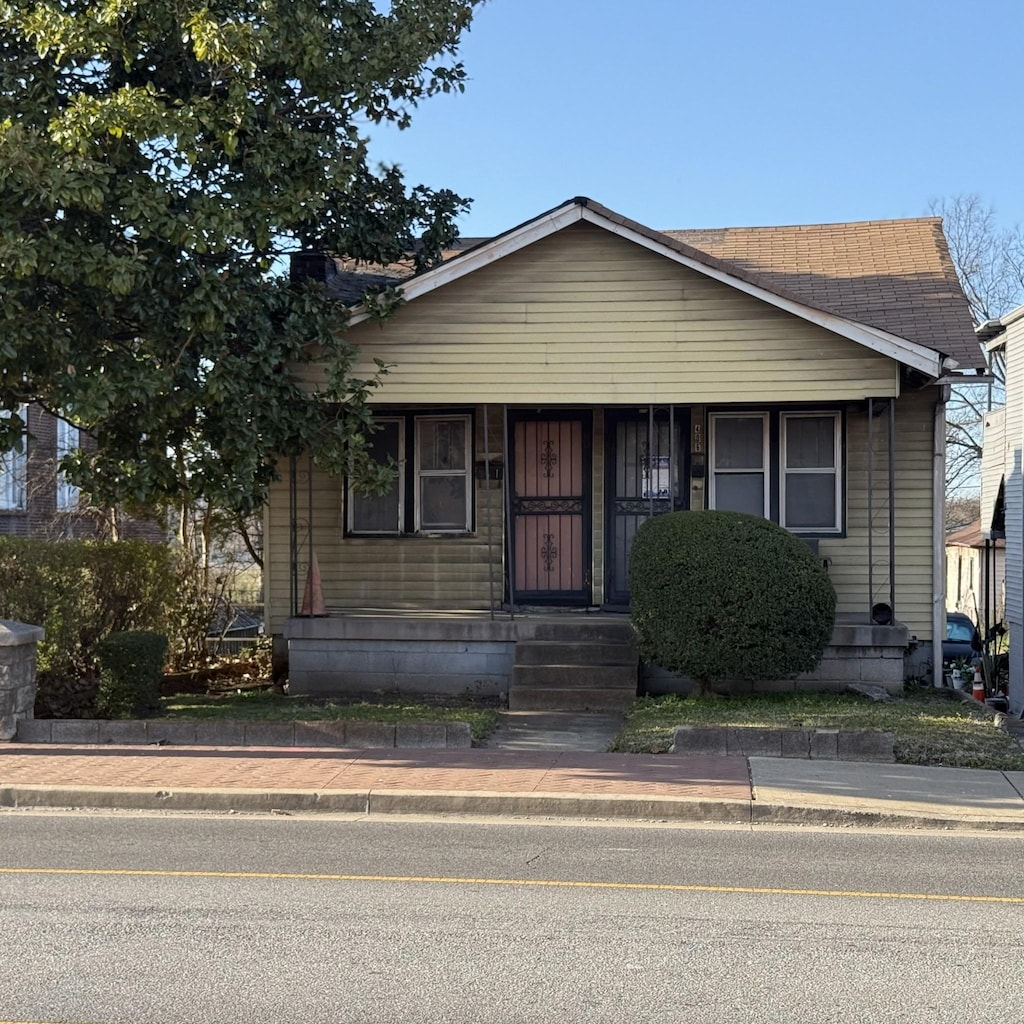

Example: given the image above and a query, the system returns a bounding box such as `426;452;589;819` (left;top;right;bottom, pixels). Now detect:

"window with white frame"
56;416;81;511
781;412;841;533
348;414;472;534
709;413;769;517
348;418;404;534
0;405;27;511
415;416;471;532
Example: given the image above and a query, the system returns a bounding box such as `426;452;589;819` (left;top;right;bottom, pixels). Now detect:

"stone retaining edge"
669;725;895;761
12;718;472;750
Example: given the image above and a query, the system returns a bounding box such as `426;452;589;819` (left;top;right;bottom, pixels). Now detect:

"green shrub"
94;631;168;718
629;511;836;694
0;538;207;716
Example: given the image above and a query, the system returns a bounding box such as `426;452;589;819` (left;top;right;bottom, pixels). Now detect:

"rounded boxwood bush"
629;511;836;693
94;630;168;719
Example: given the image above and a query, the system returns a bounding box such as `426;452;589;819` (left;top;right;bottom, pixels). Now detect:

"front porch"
283;609;909;708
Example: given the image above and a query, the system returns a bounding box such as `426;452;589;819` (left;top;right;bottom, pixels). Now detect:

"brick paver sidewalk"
0;745;751;801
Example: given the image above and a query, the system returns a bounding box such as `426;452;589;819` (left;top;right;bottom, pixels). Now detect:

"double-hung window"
415;416;471;532
781;412;841;533
0;405;27;511
56;417;81;511
348;413;473;534
709;413;769;517
348;418;404;534
709;410;843;534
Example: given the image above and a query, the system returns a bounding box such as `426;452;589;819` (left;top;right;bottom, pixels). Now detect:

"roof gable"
337;197;981;378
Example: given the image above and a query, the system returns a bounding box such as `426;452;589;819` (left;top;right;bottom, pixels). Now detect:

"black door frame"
507;409;593;607
603;407;689;606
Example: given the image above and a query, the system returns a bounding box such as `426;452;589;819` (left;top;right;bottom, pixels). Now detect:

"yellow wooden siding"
266;396;936;640
817;390;936;641
297;222;897;404
266;407;504;633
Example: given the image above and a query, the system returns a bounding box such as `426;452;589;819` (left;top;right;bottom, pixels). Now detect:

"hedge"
0;539;193;716
94;630;169;719
629;510;836;694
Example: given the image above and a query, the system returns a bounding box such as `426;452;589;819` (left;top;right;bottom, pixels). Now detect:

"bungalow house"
265;198;982;707
977;307;1024;712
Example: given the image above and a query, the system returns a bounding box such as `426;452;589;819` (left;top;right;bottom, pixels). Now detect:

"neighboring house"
978;306;1024;712
0;403;164;541
944;519;1005;633
0;404;86;539
266;197;982;707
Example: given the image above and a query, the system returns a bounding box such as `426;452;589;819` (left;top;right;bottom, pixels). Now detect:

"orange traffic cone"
971;664;985;703
300;552;326;616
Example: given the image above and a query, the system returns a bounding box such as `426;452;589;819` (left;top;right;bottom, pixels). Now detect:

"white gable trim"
345;201;943;378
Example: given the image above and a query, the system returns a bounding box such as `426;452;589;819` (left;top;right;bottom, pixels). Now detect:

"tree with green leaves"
0;0;483;548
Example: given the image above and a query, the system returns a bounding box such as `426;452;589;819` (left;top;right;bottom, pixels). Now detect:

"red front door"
511;417;590;604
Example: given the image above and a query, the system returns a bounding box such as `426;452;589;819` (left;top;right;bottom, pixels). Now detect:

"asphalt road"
1;813;1022;1024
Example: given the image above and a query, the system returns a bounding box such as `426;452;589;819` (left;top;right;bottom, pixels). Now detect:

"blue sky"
370;0;1024;237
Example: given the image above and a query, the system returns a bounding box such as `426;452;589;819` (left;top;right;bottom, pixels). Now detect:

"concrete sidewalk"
1;742;1022;829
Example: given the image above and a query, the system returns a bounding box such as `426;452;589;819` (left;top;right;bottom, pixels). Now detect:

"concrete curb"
3;784;1024;830
749;801;1024;831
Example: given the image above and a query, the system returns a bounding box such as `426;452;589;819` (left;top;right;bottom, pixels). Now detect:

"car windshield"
946;621;976;642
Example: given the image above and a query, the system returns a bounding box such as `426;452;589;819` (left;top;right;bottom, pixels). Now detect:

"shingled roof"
662;219;982;369
309;198;982;371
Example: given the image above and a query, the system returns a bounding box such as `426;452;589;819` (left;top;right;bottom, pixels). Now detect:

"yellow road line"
1;866;1022;904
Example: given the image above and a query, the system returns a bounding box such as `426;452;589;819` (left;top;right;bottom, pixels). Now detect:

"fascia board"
345;204;584;327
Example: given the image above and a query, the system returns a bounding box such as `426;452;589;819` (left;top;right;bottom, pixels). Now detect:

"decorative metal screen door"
511;418;589;604
605;413;683;605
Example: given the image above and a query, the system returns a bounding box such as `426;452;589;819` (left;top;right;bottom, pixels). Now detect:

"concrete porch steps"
509;630;639;711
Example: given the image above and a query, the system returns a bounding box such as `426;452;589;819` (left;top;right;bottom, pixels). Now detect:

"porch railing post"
888;397;896;617
483;404;495;621
503;404;515;619
289;454;298;618
648;405;655;519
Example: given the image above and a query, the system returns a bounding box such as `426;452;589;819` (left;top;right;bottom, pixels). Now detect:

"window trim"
413;414;473;534
346;412;474;536
708;412;770;518
56;417;81;512
0;404;27;512
780;411;842;534
346;416;405;535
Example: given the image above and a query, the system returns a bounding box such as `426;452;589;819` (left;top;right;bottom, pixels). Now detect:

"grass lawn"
156;689;500;744
612;687;1024;771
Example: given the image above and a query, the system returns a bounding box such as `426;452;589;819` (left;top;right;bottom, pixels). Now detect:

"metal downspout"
888;398;896;616
932;387;949;687
867;399;874;616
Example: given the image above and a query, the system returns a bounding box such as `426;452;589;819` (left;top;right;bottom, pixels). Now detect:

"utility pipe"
932;386;950;687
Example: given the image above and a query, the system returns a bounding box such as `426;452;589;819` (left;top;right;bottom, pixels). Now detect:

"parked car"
943;612;982;665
